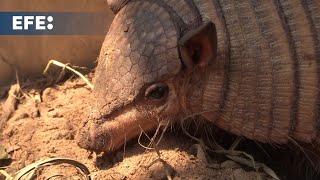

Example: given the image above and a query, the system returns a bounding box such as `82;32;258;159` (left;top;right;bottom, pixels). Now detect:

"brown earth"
0;72;279;180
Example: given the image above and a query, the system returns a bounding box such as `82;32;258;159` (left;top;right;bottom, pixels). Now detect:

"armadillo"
77;0;320;158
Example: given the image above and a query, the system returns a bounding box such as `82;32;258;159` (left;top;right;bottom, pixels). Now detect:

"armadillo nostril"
94;133;109;151
77;131;93;150
77;127;111;152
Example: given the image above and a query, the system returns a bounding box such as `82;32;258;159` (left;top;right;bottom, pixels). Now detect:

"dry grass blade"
138;123;174;180
180;112;280;179
0;170;12;180
43;60;94;89
0;147;13;180
11;158;91;180
212;146;280;180
0;146;10;160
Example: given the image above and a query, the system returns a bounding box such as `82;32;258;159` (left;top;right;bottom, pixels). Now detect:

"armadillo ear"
107;0;131;14
179;22;217;69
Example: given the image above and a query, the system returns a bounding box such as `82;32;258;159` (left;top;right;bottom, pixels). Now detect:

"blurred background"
0;0;115;86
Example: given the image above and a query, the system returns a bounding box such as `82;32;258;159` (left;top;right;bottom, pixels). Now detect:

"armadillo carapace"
77;0;320;154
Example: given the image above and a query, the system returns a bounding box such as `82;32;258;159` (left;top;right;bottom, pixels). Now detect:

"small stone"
48;147;57;153
30;108;40;118
34;94;42;103
51;130;75;140
220;160;241;169
6;145;21;153
148;160;176;180
42;88;57;102
3;128;15;137
232;168;253;180
47;110;63;118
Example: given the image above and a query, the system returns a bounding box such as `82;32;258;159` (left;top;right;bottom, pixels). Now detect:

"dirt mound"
0;75;274;179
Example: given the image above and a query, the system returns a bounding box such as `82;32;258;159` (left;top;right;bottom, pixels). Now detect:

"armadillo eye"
145;83;169;101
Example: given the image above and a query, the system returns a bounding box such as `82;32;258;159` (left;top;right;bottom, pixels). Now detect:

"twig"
43;60;93;90
138;123;173;180
0;170;13;180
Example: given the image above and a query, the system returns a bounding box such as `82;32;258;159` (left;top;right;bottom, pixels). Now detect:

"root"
0;80;21;130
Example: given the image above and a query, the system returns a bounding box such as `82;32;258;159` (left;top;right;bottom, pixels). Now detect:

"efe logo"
12;16;53;30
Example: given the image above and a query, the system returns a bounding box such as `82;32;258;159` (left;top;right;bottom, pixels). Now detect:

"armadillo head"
77;0;217;153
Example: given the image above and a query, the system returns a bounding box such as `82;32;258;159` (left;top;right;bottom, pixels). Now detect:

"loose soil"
0;73;282;180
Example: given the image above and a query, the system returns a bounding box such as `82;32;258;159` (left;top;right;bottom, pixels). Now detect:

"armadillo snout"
77;117;113;152
77;131;110;153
